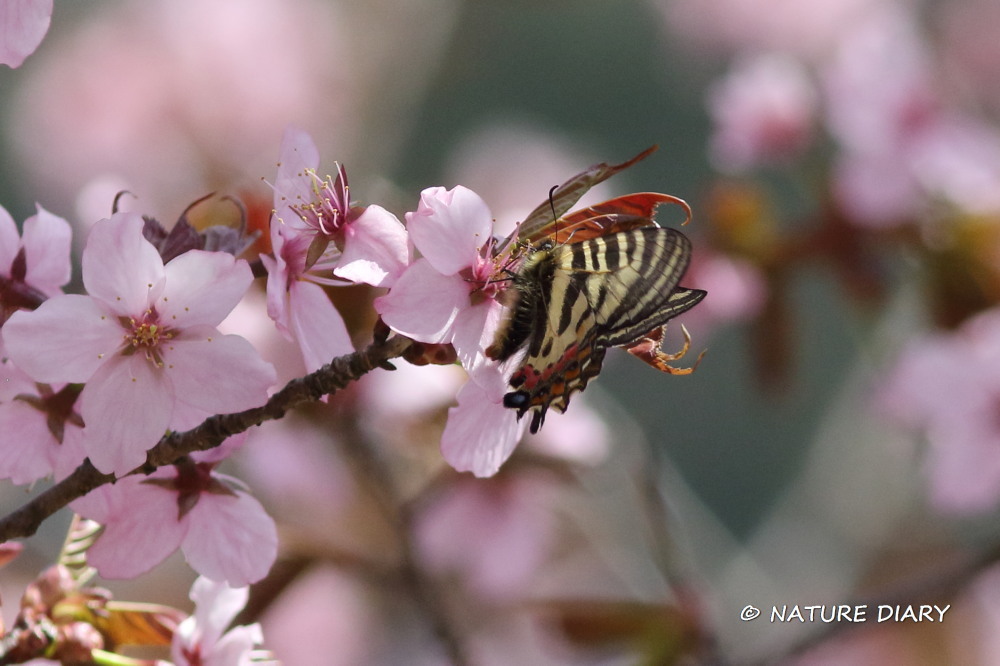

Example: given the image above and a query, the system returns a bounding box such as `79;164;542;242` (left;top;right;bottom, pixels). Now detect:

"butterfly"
486;188;706;434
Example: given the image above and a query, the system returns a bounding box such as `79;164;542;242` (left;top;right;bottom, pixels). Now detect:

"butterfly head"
502;390;547;434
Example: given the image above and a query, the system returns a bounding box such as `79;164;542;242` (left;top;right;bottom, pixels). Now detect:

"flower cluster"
657;0;1000;513
0;124;659;604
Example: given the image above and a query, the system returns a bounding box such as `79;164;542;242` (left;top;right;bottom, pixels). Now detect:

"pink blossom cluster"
680;0;1000;226
0;124;617;598
655;0;1000;515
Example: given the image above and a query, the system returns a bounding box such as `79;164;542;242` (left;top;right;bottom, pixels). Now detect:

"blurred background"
5;0;1000;663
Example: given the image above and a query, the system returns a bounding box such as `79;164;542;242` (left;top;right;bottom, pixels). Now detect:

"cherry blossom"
264;127;408;371
2;212;276;476
172;575;276;666
375;184;509;377
441;379;529;477
72;437;278;586
0;203;71;325
877;307;1000;513
375;185;530;476
0;0;52;68
0;358;87;484
659;0;880;61
415;473;556;600
707;53;817;172
7;0;353;221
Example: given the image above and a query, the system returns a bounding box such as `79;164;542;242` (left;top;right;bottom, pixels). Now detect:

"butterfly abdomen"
486;249;556;363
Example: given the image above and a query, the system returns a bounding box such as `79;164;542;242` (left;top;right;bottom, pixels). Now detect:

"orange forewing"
529;193;692;246
517;146;660;241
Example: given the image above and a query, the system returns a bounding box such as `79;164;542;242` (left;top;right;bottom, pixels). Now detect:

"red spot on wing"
512;342;582;401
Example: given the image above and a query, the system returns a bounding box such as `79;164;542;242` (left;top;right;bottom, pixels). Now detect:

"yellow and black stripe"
489;225;706;433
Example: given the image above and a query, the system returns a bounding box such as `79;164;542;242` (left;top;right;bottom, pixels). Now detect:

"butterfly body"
488;224;705;433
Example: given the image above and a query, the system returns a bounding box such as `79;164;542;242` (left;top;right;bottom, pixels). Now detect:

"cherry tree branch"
0;335;414;543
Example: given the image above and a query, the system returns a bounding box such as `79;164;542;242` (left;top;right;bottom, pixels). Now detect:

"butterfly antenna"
548;184;561;244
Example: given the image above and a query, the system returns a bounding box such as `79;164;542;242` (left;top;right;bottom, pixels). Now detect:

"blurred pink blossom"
679;251;767;334
707;53;817;172
658;0;880;60
259;566;373;666
820;3;1000;224
939;0;1000;117
415;474;556;600
360;359;465;422
877;307;1000;513
821;3;937;225
2;213;276;475
8;0;351;220
0;0;51;68
525;392;610;467
240;415;355;528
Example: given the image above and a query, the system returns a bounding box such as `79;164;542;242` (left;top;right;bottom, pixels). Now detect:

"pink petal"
287;280;353;372
927;418;1000;513
160;250;253;328
193;432;249;465
185;576;248;649
167;330;276;415
52;425;88;480
184;490;278;586
0;401;59;484
440;381;526;477
81;354;174;475
2;295;122;383
82;213;165;317
84;480;187;579
209;624;264;665
451;298;504;376
21;205;71;295
69;481;115;523
374;258;469;343
0;0;52;68
0;356;35;401
334;205;410;287
407;186;494;276
272;127;320;229
415;477;551;599
260;251;292;339
0;204;19;271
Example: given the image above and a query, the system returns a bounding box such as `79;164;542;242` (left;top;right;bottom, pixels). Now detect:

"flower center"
290;168;350;236
466;236;523;304
131;321;161;347
120;310;174;366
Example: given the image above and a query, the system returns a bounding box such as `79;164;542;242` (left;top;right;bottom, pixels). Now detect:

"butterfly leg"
625;324;705;375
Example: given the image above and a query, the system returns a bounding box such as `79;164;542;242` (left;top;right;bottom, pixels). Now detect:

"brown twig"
0;335;414;543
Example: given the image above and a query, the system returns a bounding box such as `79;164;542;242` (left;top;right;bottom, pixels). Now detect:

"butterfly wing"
521;192;691;246
494;226;704;432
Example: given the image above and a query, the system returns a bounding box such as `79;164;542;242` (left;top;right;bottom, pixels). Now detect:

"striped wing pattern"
488;226;705;433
